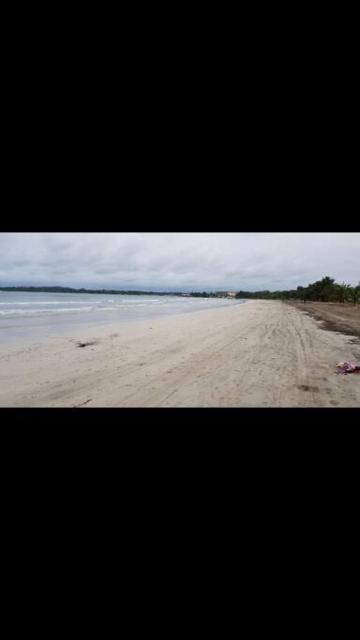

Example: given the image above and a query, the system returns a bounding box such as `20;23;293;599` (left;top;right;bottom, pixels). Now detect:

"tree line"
2;279;359;303
0;286;182;296
189;292;218;297
235;277;360;304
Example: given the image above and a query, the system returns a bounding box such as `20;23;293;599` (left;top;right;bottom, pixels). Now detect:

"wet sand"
287;301;360;339
0;300;359;407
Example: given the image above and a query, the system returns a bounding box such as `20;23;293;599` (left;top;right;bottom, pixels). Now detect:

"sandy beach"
0;300;359;407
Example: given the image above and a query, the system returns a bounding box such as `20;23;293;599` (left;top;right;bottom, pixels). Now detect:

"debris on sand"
335;362;360;375
74;398;92;407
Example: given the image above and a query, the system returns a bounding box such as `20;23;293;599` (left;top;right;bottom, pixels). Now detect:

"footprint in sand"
298;384;320;393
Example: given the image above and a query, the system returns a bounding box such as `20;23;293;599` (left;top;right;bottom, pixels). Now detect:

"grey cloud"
0;233;359;291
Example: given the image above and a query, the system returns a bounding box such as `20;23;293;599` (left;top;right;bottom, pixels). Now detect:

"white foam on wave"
0;300;103;305
122;299;162;305
0;306;94;316
0;295;244;325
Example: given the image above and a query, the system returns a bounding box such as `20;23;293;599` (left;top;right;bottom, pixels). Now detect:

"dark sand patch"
298;384;320;392
287;302;360;340
77;341;98;348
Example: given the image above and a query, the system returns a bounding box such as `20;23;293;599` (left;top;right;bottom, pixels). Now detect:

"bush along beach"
235;277;360;304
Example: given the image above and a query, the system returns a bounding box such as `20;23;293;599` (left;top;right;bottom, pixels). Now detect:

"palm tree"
349;284;360;305
337;282;352;303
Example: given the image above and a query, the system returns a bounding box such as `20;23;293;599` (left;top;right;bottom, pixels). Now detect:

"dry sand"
0;300;359;407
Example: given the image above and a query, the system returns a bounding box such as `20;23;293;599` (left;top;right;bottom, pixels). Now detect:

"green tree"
336;282;352;303
348;284;360;305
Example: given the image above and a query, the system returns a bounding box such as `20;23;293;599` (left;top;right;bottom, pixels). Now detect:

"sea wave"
0;307;94;316
0;300;104;305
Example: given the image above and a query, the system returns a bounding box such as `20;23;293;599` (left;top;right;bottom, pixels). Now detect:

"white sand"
0;300;359;407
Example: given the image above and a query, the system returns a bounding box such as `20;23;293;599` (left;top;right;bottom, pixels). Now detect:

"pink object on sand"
336;362;360;374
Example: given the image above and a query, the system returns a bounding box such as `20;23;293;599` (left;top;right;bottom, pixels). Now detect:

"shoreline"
0;299;247;352
0;297;245;349
0;300;359;407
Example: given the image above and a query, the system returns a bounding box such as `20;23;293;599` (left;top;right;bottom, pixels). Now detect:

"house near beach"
215;291;237;298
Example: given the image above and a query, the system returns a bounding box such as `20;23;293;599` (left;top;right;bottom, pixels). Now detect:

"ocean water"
0;291;245;344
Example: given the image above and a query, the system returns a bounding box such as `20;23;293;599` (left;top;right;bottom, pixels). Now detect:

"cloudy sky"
0;233;358;291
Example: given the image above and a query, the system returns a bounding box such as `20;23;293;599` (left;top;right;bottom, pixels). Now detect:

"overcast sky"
0;233;358;291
